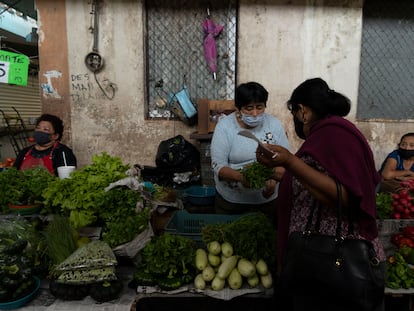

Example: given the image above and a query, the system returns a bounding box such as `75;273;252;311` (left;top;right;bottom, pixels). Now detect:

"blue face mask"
241;112;265;128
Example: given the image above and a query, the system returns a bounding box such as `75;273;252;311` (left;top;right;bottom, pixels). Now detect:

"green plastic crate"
164;210;242;241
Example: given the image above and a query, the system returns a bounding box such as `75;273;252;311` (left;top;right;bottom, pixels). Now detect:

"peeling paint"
41;70;62;98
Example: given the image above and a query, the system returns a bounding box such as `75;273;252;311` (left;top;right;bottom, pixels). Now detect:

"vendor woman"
14;114;77;176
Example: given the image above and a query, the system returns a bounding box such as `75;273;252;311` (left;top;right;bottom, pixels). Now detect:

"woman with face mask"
210;81;289;220
377;132;414;193
256;78;385;311
380;132;414;181
13;114;77;176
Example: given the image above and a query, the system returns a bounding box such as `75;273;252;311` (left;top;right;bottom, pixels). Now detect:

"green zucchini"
90;279;123;302
157;277;182;291
3;239;27;255
133;268;158;286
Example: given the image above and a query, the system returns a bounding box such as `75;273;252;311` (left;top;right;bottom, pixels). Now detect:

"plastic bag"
155;135;200;172
167;86;197;125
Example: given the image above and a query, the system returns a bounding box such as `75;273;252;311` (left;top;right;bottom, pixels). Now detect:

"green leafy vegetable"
376;192;393;219
0;167;56;212
96;186;150;248
240;162;274;189
44;215;77;265
139;233;196;280
42;152;130;228
202;212;276;266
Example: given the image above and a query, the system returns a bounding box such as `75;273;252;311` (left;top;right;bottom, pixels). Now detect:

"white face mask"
241;112;265;127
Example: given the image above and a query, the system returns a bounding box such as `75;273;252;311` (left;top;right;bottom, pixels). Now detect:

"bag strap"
335;179;344;239
304;178;354;239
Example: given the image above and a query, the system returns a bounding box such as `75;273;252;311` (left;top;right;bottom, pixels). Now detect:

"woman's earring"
302;112;307;124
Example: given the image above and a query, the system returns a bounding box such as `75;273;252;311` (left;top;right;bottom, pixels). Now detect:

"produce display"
0;219;39;303
132;233;197;291
0;166;55;213
201;212;276;266
42;152;130;228
44;215;78;265
385;224;414;290
42;152;152;250
377;179;414;219
193;242;273;291
0;151;279;305
49;240;123;302
386;247;414;289
97;187;151;248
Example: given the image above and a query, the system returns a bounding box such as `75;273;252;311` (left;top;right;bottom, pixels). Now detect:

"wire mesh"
145;0;237;119
358;0;414;120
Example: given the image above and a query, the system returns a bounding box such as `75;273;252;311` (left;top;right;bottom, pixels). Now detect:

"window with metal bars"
357;0;414;120
145;0;238;120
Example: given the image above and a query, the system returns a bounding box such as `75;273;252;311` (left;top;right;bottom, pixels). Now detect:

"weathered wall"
35;0;412;170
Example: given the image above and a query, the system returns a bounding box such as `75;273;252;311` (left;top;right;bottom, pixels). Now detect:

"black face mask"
293;115;306;140
398;148;414;160
33;131;51;145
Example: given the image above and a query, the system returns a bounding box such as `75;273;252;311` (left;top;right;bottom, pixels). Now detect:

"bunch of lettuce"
42;152;130;229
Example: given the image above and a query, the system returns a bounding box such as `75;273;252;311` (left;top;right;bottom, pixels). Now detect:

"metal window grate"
145;0;237;119
357;0;414;120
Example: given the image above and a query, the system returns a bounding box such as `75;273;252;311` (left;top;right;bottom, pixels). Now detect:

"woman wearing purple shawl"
256;78;385;311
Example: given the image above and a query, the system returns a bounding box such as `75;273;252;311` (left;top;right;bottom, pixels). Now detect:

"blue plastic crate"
164;210;242;241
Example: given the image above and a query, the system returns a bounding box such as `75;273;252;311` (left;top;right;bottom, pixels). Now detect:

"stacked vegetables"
386;247;414;289
193;241;273;290
201;212;276;266
42;152;151;251
42;152;130;228
377;179;414;219
49;240;123;302
0;218;41;303
132;233;197;290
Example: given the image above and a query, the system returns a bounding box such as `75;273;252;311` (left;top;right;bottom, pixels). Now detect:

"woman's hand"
262;179;277;198
256;144;293;168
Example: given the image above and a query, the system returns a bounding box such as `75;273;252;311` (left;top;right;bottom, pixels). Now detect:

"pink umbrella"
203;10;223;80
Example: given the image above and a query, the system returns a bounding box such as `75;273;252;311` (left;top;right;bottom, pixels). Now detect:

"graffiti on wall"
70;73;106;103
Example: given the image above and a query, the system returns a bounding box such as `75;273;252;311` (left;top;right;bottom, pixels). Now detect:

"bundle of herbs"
96;186;151;248
240;161;274;189
133;233;197;290
44;215;78;265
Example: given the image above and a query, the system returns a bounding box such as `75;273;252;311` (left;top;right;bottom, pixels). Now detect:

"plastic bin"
164;210;242;242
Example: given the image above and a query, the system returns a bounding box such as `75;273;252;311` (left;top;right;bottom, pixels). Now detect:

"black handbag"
278;180;385;310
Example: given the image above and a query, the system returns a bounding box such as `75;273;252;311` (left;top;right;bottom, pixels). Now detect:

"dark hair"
287;77;351;119
36;114;64;141
235;81;269;109
400;133;414;143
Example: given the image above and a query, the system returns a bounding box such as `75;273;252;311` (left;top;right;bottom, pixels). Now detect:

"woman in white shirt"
210;81;289;220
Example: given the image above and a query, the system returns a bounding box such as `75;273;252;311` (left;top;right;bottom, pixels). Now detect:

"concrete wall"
35;0;412;170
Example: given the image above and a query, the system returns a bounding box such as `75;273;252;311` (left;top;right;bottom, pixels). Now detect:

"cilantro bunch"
240;161;274;189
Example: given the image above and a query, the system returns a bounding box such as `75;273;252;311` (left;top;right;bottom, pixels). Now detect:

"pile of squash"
193;241;273;290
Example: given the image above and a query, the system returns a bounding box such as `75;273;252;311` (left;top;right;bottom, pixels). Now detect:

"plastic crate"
164;210;242;241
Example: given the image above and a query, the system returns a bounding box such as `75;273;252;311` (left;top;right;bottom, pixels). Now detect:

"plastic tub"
0;276;40;310
183;186;216;206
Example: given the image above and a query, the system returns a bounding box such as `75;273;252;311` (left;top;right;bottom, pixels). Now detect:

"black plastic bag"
155;135;200;172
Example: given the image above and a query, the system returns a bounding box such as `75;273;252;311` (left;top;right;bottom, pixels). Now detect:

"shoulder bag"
278;179;385;310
